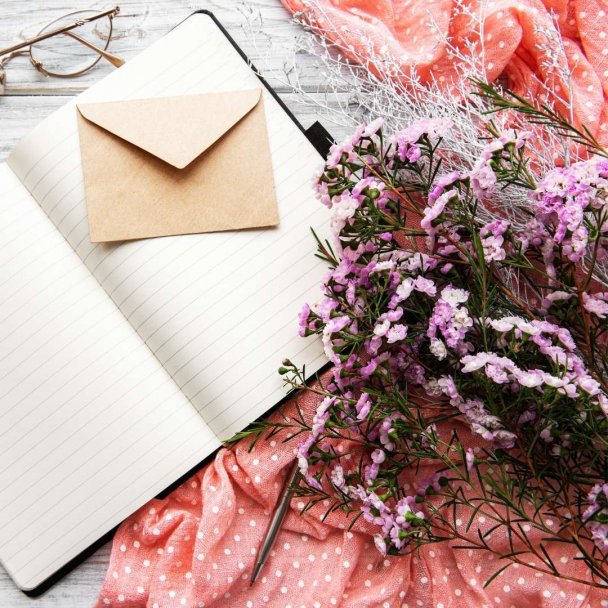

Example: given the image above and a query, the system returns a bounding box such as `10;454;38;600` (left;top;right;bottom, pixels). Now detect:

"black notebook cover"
22;9;333;597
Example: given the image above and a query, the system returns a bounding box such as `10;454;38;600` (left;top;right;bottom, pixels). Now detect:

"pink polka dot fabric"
94;4;608;605
280;0;608;145
96;382;607;607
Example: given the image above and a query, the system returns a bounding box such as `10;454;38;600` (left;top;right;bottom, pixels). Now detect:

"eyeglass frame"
0;6;124;85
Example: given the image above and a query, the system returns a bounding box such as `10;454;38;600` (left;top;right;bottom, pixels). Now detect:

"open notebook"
0;11;328;592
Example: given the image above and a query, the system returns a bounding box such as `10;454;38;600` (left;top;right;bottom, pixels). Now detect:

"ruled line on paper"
6;337;320;574
0;13;329;588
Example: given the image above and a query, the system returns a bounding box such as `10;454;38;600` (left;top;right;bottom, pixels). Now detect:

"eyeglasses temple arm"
0;7;120;58
62;31;124;68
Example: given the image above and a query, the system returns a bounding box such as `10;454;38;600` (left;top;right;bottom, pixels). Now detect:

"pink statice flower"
583;292;608;319
583;483;608;551
479;219;508;262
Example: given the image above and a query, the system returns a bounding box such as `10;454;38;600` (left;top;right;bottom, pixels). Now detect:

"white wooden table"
0;1;345;605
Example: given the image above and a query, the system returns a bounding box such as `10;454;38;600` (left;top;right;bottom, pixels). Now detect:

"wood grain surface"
0;1;345;605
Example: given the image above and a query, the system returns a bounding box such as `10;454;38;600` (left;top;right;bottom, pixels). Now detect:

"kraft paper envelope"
76;89;279;242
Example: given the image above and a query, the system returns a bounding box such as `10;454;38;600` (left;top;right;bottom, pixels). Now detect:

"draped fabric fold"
97;383;605;607
281;0;607;145
96;1;608;605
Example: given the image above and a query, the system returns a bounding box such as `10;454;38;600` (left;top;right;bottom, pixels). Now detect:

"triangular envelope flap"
76;89;262;169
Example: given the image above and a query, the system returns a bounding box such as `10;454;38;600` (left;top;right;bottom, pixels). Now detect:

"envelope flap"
76;90;263;169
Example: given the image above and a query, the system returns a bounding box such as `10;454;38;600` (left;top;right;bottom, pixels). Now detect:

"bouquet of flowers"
262;86;608;589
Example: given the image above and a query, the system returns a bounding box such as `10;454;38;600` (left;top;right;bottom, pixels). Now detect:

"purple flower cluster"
468;129;531;199
291;116;608;562
427;286;473;359
360;491;426;554
583;483;608;551
523;158;608;277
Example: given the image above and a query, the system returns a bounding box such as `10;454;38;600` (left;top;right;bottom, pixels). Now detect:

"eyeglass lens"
29;10;113;77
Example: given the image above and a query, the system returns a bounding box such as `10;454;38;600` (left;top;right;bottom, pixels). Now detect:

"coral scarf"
96;1;608;606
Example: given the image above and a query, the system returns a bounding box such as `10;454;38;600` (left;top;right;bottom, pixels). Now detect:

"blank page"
8;13;329;441
0;163;218;590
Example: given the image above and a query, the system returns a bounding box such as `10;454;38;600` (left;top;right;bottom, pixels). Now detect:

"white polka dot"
120;544;126;552
503;585;510;592
455;589;462;597
118;594;125;602
543;590;551;598
365;579;371;587
212;505;219;514
137;586;144;594
276;569;282;577
250;520;256;527
517;577;525;585
421;577;428;584
343;560;350;568
284;542;291;550
470;578;477;586
124;566;131;574
325;574;332;582
293;561;300;569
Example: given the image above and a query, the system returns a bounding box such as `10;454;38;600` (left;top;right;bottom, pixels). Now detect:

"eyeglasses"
0;7;125;94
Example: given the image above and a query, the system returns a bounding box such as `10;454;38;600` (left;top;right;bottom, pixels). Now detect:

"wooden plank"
0;0;325;96
0;0;352;604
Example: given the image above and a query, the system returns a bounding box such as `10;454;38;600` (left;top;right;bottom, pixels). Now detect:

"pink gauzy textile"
281;0;608;147
96;381;606;608
93;3;608;606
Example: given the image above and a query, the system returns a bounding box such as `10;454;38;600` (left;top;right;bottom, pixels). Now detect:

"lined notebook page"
8;12;328;441
0;163;219;590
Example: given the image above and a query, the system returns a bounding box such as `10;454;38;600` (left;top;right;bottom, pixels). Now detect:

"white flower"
441;286;469;306
488;318;514;333
396;278;414;301
329;194;360;237
429;338;447;360
452;308;473;330
374;319;391;337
